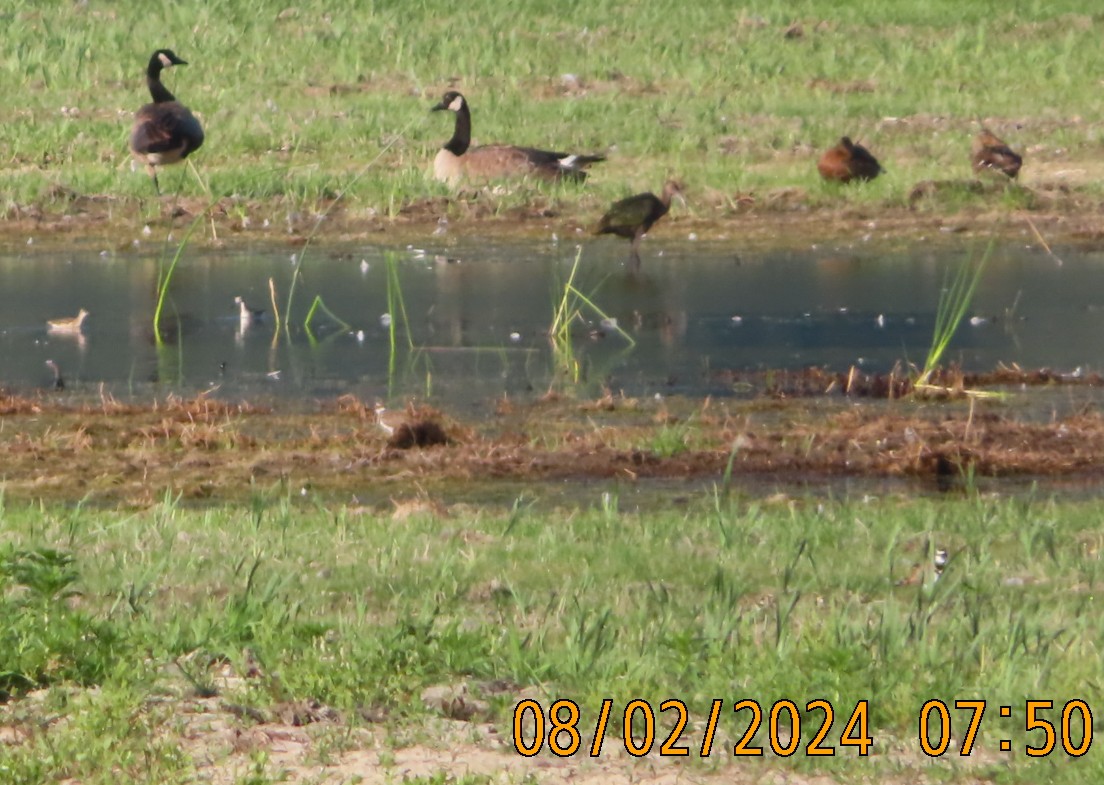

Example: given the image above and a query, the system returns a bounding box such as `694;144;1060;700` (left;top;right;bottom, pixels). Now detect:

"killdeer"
430;91;605;185
897;547;950;587
130;49;205;194
595;180;685;273
817;136;884;183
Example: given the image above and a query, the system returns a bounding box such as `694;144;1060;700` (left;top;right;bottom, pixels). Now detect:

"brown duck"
817;136;883;183
431;91;605;185
130;49;205;193
971;128;1022;179
595;180;684;273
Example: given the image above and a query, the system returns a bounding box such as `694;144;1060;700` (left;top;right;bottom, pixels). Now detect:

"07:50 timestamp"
920;699;1093;758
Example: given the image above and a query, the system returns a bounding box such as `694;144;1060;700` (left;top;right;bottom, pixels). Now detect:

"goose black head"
153;49;188;69
431;91;466;114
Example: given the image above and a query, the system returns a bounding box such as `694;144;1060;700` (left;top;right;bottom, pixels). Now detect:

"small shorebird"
374;401;404;436
47;308;89;334
595;179;685;273
45;359;65;390
897;548;950;587
234;296;265;328
817;136;884;183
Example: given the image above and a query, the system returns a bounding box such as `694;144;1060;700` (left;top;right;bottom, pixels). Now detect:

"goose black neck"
146;60;176;103
444;101;471;156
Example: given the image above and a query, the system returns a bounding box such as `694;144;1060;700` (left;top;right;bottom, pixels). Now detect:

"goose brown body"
595;180;684;272
130;49;204;193
431;91;604;185
971;128;1022;178
817;136;883;183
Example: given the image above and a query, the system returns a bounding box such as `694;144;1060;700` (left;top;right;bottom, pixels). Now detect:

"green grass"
3;1;1104;220
1;488;1103;782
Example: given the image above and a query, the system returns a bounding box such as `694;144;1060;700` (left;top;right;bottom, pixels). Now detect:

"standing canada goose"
972;128;1022;179
595;180;685;273
430;91;605;184
130;49;204;194
817;136;883;183
47;308;89;334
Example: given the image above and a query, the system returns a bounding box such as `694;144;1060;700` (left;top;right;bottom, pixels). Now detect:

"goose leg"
147;163;161;195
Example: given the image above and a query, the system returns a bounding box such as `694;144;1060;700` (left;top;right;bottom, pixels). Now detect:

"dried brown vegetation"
1;374;1102;505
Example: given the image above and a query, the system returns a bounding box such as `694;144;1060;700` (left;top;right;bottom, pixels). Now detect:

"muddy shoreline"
4;183;1104;255
3;376;1103;505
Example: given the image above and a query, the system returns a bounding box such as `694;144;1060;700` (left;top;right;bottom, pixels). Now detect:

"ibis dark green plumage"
130;49;204;194
595;180;684;272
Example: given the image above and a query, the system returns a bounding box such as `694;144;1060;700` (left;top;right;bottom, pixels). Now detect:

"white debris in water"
266;370;281;380
26;238;33;245
730;315;743;324
509;332;521;343
838;307;848;314
142;225;152;236
355;330;365;343
380;313;392;328
411;248;426;258
600;317;618;330
969;316;987;326
551;233;559;244
688;232;698;241
360;259;369;274
262;219;270;228
876;314;885;328
290;253;298;264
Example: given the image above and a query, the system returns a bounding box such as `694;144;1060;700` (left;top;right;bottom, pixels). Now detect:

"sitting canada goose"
430;91;605;185
47;308;89;334
595;180;685;273
234;296;264;328
130;49;204;194
817;136;883;183
972;128;1022;179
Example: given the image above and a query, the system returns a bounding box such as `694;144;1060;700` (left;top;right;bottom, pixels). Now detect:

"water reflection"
1;239;1103;404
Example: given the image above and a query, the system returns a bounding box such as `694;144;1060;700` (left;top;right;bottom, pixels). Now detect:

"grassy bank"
3;1;1104;229
1;489;1102;782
